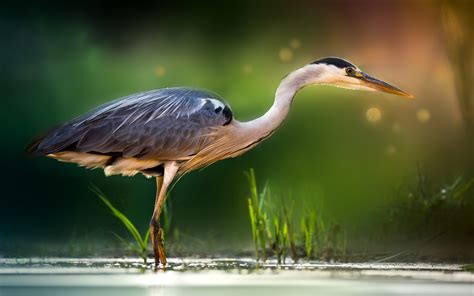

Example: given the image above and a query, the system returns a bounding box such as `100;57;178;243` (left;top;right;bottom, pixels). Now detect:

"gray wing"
29;87;233;159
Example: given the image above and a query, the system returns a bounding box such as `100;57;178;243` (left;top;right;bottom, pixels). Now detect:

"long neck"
239;65;324;139
183;65;327;171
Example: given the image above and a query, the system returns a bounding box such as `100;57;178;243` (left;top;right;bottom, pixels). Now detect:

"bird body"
29;88;234;177
29;57;413;266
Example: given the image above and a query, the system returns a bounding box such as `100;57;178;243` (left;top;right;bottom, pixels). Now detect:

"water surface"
1;258;472;296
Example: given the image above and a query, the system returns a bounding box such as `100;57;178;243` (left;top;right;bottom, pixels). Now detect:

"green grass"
245;169;346;263
300;211;316;258
91;185;150;264
90;186;223;260
299;210;346;260
245;169;269;261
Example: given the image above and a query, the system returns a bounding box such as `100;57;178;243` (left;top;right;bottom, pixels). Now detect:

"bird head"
301;57;414;99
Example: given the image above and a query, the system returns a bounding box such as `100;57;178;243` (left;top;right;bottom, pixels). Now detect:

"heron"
28;57;413;266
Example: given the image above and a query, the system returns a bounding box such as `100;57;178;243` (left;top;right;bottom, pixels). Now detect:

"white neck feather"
238;64;329;140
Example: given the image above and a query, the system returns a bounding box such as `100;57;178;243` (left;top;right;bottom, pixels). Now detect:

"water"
1;258;472;296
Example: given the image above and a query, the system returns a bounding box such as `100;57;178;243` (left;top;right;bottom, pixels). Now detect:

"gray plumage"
28;57;413;266
29;88;233;160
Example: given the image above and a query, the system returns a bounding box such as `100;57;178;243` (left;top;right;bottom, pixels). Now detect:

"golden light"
290;38;301;49
279;48;293;62
242;64;253;75
416;109;431;123
154;66;166;77
366;107;381;123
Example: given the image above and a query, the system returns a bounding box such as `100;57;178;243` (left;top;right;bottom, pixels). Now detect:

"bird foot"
150;221;167;268
157;228;167;265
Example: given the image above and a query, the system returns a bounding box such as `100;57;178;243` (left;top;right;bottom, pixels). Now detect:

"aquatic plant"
318;221;347;260
245;168;269;261
282;197;299;262
245;169;346;263
270;210;288;264
387;167;474;236
300;211;316;258
299;210;347;260
91;185;150;264
92;186;217;259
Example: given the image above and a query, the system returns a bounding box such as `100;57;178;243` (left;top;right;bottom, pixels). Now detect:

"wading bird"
28;57;413;266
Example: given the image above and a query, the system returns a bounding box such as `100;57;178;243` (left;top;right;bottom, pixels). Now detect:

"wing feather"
29;87;233;159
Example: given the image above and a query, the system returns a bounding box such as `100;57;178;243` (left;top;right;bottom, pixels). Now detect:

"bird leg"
149;162;179;267
150;176;165;266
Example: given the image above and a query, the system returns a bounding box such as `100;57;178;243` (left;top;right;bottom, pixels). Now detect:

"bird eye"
345;67;355;76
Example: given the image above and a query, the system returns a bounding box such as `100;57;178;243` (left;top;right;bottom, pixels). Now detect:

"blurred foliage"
441;0;474;169
380;166;474;261
387;167;473;237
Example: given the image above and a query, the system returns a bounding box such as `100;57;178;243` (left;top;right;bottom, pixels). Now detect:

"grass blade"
91;185;149;262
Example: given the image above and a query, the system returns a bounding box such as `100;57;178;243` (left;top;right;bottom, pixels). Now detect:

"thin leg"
149;176;164;266
149;162;179;267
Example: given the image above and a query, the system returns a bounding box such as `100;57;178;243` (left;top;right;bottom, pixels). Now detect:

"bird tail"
26;134;48;156
26;124;78;156
26;127;61;156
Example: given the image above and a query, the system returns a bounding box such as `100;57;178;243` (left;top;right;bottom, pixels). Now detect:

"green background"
1;0;472;258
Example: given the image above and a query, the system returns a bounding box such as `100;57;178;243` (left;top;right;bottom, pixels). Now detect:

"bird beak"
360;72;414;99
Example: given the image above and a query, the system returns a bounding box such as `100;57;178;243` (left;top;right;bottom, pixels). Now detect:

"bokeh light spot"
386;144;397;156
154;66;166;77
290;38;301;49
416;109;431;123
242;64;253;75
366;107;381;123
279;48;293;62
